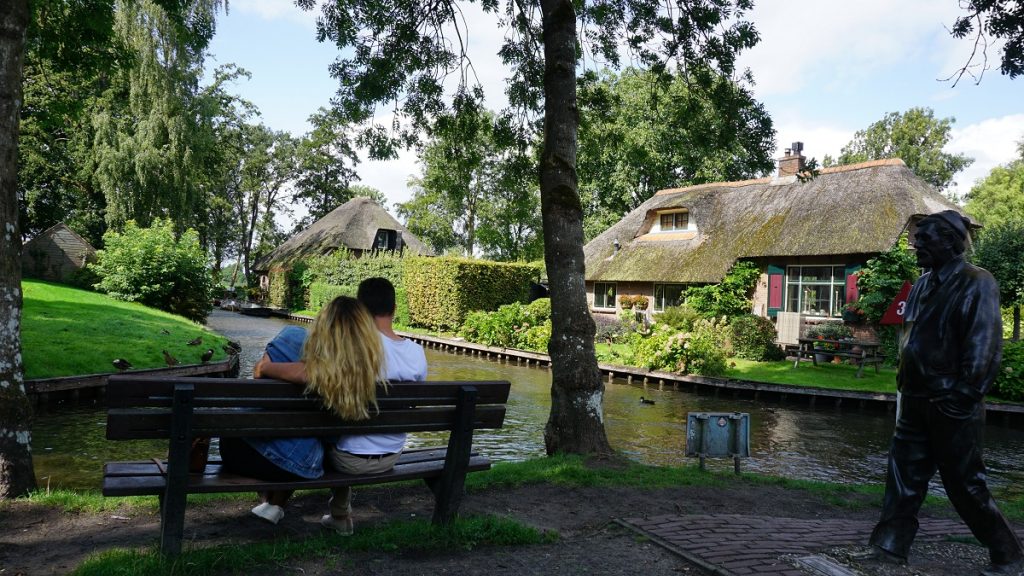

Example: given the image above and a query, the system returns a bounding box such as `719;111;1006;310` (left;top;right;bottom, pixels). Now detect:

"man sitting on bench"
256;277;428;534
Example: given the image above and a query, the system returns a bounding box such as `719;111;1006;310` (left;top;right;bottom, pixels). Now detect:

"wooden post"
433;385;477;525
161;383;195;556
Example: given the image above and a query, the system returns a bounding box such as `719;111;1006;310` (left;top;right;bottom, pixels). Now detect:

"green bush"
654;304;700;331
405;257;540;330
525;297;552;322
457;300;551;352
730;314;786;361
90;219;213;322
630;317;728;376
993;340;1024;401
268;268;290;308
856;234;919;323
683;261;760;318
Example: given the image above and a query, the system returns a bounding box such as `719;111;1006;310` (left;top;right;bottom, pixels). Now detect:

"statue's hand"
933;391;977;419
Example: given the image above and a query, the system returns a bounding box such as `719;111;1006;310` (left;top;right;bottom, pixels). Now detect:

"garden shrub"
90;219;213;322
457;300;551;353
525;297;552;322
268;268;290;308
993;340;1024;401
683;261;760;318
730;314;786;361
654;304;700;331
630;317;728;376
856;234;919;323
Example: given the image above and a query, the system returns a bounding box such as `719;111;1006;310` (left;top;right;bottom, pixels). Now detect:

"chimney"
777;141;806;177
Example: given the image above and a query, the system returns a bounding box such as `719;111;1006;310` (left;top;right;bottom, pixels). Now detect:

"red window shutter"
769;274;783;309
846;273;859;302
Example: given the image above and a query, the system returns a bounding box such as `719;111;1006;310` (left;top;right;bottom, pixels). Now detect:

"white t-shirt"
335;333;427;455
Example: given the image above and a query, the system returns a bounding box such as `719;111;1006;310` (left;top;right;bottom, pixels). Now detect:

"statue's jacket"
898;256;1003;401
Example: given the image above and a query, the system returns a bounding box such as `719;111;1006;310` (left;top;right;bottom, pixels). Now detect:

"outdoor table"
793;337;884;378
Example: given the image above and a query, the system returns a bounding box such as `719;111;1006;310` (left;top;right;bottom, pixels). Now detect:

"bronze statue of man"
860;210;1023;576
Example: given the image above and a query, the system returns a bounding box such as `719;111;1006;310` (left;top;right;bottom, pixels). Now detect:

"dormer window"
656;210;690;232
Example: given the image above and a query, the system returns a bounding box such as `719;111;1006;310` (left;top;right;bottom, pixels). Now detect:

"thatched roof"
253;197;433;271
584;159;962;284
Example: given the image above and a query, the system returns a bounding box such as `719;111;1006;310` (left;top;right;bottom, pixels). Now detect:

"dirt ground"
0;470;1000;576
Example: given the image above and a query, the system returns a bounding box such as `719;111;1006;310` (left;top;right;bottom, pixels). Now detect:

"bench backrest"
106;376;511;440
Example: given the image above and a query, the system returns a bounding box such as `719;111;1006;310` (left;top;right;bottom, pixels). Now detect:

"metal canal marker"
685;412;750;474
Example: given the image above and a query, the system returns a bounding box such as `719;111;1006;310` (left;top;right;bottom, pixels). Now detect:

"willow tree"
299;0;757;455
91;0;223;231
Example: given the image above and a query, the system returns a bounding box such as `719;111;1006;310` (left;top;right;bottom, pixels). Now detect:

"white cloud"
740;0;960;96
948;114;1024;192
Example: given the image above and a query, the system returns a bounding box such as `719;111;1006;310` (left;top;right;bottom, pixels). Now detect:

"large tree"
973;221;1024;340
0;0;33;499
824;107;973;193
397;102;542;259
298;0;758;455
578;67;775;239
292;107;361;226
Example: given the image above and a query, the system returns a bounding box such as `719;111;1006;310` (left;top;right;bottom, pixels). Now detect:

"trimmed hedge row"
308;282;356;312
404;257;541;330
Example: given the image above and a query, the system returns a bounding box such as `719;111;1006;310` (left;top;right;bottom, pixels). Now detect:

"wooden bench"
103;375;511;556
792;338;885;378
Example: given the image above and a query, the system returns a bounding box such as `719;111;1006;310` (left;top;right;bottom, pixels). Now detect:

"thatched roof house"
583;148;962;320
21;222;96;282
253;197;433;273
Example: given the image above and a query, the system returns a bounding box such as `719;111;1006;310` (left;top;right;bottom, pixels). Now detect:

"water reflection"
30;310;1024;492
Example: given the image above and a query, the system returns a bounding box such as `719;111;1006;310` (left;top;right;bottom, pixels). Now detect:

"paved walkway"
619;514;972;576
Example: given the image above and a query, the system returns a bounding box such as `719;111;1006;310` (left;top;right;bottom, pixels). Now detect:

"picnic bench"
103;375;511;556
792;338;885;378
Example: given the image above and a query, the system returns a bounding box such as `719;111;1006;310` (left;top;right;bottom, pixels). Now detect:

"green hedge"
308;282;356;311
268;268;290;309
404;257;540;330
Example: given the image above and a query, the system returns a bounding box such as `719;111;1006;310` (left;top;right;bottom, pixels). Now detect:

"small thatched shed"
21;223;96;283
583;154;962;320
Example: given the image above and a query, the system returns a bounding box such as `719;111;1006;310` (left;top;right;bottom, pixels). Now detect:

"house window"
594;282;617;309
373;229;397;250
653;283;686;311
785;265;846;317
658;211;689;232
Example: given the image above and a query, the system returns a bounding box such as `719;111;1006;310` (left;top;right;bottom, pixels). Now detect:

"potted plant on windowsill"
842;301;866;324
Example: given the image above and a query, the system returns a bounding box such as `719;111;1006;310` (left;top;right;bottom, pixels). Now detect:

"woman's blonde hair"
302;296;384;420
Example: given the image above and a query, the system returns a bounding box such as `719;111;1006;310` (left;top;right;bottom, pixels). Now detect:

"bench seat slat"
103;447;466;477
107;406;506;440
103;454;492;497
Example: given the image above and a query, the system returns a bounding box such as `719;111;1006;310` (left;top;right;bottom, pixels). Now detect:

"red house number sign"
880;281;913;325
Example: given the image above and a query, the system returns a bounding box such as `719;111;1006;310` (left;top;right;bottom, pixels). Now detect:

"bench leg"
432;386;477;525
160;384;195;556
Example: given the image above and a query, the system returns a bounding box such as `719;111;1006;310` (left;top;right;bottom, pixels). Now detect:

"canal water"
30;310;1024;494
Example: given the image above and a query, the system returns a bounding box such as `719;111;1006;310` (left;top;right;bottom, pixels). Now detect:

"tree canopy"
397;103;542;260
973;221;1024;340
578;67;775;240
949;0;1024;83
824;107;973;193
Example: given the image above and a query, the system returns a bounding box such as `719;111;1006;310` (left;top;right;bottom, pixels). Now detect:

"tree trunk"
1014;305;1020;341
0;0;37;499
539;0;612;456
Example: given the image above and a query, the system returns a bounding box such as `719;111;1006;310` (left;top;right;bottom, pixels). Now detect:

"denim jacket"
244;326;323;479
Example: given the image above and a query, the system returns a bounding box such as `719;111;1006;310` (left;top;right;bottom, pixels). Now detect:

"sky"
206;0;1024;222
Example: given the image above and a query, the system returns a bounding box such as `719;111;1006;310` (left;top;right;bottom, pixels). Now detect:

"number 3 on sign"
896;300;906;317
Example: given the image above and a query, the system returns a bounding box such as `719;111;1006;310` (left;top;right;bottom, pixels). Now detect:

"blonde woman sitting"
257;278;427;534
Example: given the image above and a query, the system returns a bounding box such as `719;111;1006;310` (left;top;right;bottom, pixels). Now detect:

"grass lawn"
21;280;230;379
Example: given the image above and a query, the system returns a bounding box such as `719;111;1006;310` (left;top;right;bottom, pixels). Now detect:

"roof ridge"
653;158;907;197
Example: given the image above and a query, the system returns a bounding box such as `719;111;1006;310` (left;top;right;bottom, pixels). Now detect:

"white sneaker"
251;503;285;525
320;514;354;535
